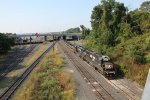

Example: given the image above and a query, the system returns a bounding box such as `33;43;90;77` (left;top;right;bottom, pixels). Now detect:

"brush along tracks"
59;41;114;100
0;42;56;100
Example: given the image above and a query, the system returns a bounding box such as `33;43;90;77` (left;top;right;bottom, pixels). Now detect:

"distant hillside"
65;27;81;33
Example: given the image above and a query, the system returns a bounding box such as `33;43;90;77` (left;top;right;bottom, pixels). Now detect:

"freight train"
65;41;117;78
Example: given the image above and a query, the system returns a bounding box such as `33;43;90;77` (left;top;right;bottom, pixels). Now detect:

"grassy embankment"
0;43;48;88
13;45;75;100
109;32;150;86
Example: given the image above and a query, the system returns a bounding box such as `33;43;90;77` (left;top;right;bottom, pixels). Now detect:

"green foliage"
84;0;150;86
0;33;15;54
124;44;145;64
140;1;150;13
130;10;150;33
116;23;133;43
145;53;150;63
80;25;90;39
143;37;150;50
116;64;128;77
65;27;81;33
86;0;142;53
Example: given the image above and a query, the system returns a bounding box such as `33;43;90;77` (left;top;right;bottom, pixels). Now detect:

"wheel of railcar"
95;67;98;70
83;57;85;61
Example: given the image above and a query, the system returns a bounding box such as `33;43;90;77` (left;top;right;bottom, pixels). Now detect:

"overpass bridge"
17;32;82;37
15;32;82;44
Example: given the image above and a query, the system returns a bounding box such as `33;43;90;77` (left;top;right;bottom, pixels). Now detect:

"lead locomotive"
66;41;116;78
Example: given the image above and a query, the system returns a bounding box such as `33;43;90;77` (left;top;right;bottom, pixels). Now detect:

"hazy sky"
0;0;146;33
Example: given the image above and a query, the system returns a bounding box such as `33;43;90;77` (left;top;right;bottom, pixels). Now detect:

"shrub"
124;44;145;64
115;63;128;77
146;53;150;63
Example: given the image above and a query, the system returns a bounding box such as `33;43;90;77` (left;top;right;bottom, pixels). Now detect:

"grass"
7;70;21;77
23;43;48;67
55;72;75;100
13;45;75;100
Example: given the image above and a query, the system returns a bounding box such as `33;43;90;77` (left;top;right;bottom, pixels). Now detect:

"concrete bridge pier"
44;36;47;41
53;35;54;41
30;36;32;42
77;36;80;41
78;36;81;41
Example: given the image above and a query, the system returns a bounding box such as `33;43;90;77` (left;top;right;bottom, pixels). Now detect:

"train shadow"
113;64;125;80
0;76;18;89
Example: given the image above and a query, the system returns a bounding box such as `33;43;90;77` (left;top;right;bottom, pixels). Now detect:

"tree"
125;44;145;64
89;0;128;49
140;1;150;13
130;10;150;33
80;25;90;39
65;27;81;33
0;33;15;54
85;0;145;53
116;23;133;43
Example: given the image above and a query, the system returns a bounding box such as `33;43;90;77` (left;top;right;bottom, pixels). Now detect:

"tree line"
79;0;150;85
84;0;150;54
0;33;15;54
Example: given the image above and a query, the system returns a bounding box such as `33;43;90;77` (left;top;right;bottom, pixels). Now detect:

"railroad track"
60;41;114;100
76;55;141;100
0;42;56;100
107;79;141;100
62;41;142;100
0;44;37;80
90;69;141;100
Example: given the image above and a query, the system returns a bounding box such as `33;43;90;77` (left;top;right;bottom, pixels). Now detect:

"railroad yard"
0;0;149;99
0;40;144;100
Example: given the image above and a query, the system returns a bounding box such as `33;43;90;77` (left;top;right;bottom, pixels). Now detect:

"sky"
0;0;147;33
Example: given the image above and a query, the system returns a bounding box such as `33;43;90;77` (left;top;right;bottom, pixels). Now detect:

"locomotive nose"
105;64;113;69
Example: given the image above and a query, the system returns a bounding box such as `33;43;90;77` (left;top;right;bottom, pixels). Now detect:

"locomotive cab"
103;62;116;77
98;55;116;77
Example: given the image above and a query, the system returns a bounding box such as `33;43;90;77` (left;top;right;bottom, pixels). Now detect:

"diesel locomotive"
65;41;117;78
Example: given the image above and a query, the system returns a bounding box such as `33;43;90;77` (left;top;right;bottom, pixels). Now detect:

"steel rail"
60;41;114;100
0;42;56;100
